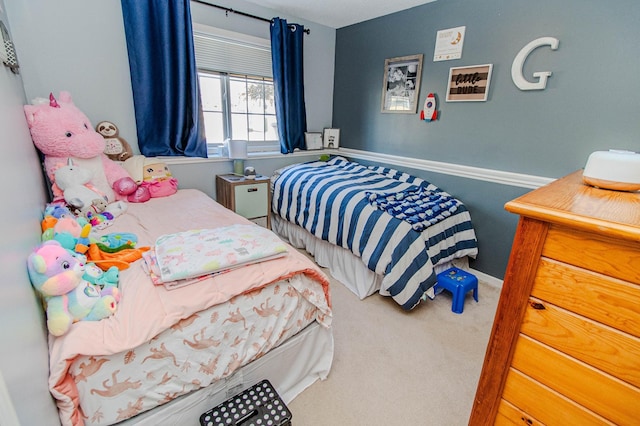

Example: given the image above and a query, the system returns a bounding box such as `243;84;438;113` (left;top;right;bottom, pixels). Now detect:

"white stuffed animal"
54;159;109;218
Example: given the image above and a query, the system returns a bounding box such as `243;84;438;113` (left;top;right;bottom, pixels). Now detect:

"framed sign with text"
434;26;466;61
446;64;493;102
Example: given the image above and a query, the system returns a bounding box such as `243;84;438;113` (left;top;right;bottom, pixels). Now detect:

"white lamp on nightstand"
225;139;248;176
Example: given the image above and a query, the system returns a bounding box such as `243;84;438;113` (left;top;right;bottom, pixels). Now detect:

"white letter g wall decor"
511;37;559;91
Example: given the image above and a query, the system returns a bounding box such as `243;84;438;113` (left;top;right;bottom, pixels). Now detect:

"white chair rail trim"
340;148;555;189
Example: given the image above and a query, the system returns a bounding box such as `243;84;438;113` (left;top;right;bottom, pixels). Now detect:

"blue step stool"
435;267;478;314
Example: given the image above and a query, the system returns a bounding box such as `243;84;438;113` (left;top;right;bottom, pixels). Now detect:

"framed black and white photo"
381;54;423;113
323;128;340;149
304;132;323;150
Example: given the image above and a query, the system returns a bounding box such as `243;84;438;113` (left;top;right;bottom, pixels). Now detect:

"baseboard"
469;268;503;289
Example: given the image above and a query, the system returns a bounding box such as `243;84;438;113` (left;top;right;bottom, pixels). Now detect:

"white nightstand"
215;174;271;229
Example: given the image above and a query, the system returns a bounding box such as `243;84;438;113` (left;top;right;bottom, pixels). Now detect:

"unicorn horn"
49;93;60;108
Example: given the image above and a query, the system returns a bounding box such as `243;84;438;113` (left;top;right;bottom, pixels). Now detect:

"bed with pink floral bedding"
47;189;332;426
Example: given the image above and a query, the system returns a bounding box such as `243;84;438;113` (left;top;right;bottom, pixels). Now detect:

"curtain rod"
192;0;310;34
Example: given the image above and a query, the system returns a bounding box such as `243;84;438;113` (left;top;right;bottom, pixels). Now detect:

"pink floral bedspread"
47;189;331;426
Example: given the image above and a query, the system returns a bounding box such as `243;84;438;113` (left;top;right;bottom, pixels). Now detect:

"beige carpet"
287;260;501;425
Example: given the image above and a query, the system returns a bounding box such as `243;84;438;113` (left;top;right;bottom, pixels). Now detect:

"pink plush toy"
24;91;136;203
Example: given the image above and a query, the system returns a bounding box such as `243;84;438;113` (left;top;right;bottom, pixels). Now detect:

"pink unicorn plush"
24;91;136;203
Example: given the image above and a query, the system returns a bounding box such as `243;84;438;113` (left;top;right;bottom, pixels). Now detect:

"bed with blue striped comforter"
271;157;478;310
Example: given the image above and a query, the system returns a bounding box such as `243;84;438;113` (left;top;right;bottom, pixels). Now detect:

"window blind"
193;30;272;78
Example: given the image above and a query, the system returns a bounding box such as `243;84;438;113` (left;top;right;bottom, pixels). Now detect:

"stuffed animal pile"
23;92;174;336
41;205;92;255
24;91;137;208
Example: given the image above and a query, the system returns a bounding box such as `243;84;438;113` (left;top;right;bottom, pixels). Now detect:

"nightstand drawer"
234;182;268;219
216;174;271;229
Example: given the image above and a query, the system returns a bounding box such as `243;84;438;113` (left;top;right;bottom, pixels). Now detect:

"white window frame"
193;24;281;157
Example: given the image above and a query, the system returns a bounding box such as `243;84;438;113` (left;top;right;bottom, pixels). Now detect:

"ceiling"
242;0;437;29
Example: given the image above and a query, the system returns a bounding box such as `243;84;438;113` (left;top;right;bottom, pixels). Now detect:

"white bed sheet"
272;213;469;300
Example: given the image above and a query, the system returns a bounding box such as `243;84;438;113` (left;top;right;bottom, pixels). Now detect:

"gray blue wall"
334;0;640;277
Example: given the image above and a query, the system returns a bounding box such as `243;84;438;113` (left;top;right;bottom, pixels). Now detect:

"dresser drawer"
542;225;640;285
500;368;609;425
520;296;640;388
509;334;640;425
234;182;268;219
531;258;640;337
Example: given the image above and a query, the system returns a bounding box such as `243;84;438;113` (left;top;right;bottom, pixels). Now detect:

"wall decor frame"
323;128;340;148
304;132;323;150
434;26;466;61
446;63;493;102
381;54;423;113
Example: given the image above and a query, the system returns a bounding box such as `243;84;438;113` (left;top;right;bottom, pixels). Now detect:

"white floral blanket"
154;225;288;282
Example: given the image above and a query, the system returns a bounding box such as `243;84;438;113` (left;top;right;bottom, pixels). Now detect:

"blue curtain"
121;0;207;157
270;18;307;154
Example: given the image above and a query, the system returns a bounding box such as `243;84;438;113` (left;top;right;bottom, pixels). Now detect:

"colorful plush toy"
44;203;73;219
122;155;178;200
41;212;90;253
26;240;120;336
142;161;178;198
51;216;92;254
83;263;119;291
23;91;137;204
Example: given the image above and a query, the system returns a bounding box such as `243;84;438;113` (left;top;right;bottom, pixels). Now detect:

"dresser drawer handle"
530;301;546;310
247;188;258;192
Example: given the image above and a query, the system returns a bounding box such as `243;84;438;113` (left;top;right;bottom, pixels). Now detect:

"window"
193;24;279;157
199;71;278;155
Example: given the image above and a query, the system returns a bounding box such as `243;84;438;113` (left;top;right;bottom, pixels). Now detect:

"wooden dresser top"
505;170;640;241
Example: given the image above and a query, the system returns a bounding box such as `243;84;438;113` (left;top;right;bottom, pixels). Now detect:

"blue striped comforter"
271;157;478;310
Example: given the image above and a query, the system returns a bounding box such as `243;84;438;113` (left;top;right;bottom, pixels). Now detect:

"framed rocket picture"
446;64;493;102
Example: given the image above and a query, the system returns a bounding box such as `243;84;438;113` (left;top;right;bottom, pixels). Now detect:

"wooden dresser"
469;171;640;425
